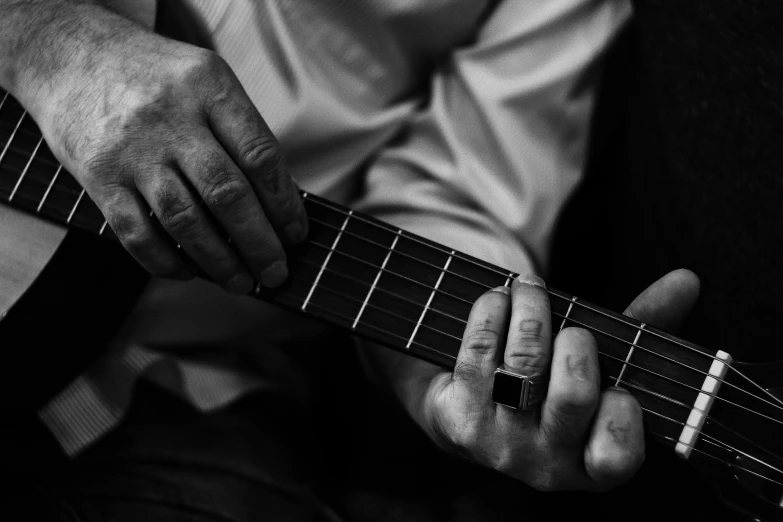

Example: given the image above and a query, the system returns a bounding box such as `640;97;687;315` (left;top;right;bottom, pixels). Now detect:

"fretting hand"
8;4;306;292
382;269;700;491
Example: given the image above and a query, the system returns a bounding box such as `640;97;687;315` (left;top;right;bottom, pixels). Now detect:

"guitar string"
277;286;783;490
648;427;783;489
615;377;783;477
642;416;783;488
297;230;783;418
303;197;771;375
2;179;781;426
283;258;783;431
305;193;783;405
0;123;780;413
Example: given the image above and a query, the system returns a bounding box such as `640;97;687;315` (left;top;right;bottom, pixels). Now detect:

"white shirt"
41;0;631;456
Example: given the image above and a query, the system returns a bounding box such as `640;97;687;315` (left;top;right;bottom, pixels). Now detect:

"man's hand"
419;274;643;490
2;2;306;292
381;269;700;492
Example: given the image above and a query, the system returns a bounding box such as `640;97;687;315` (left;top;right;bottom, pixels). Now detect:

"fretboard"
0;87;730;451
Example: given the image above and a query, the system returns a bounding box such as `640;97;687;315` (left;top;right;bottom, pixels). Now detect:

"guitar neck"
0;86;726;453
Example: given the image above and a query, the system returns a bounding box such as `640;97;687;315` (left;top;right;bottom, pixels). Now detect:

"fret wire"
0;109;26;169
300;252;470;327
8;136;43;201
622;378;783;479
0;90;8;111
66;188;86;224
307;196;509;277
407;252;453;349
37;165;62;212
305;236;475;307
558;296;577;333
2;143;60;170
301;210;352;311
306;195;736;367
278;282;458;363
352;231;400;329
287;263;462;344
301;234;783;417
99;219;109;236
307;215;504;297
1;156;81;198
503;272;513;287
616;323;645;387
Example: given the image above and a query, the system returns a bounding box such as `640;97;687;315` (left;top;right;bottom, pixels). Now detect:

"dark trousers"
3;337;738;522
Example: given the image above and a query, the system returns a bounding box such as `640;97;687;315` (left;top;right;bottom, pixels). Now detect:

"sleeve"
352;0;632;274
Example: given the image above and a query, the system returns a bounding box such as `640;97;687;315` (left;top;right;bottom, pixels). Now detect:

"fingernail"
607;386;630;394
284;221;305;244
490;286;511;295
260;260;288;288
517;273;546;288
227;273;254;294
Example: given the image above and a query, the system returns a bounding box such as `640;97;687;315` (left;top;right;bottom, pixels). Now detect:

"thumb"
623;269;700;333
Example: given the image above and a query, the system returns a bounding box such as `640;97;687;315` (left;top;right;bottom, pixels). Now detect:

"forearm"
0;0;148;114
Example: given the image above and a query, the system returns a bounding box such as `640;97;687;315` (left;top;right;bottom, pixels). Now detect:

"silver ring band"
492;367;548;410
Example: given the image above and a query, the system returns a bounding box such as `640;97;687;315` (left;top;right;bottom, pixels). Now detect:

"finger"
623;269;700;332
138;164;255;293
451;286;512;402
177;132;288;288
205;75;308;246
503;273;552;377
583;387;645;489
538;327;600;450
99;187;194;279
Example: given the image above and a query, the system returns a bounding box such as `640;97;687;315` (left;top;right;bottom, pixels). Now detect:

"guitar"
1;68;782;522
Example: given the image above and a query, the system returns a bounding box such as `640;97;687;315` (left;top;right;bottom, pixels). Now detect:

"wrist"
0;1;139;116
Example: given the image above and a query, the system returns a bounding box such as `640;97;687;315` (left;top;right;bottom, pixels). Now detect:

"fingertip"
259;260;288;288
584;389;645;487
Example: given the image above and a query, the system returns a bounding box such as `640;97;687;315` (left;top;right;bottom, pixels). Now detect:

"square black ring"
492;369;528;409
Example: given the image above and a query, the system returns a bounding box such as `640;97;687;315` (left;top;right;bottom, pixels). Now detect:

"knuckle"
242;138;289;195
186;49;229;86
157;193;200;235
463;324;500;355
111;216;141;246
198;155;249;211
239;134;281;171
452;360;483;383
204;179;249;212
505;352;548;374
